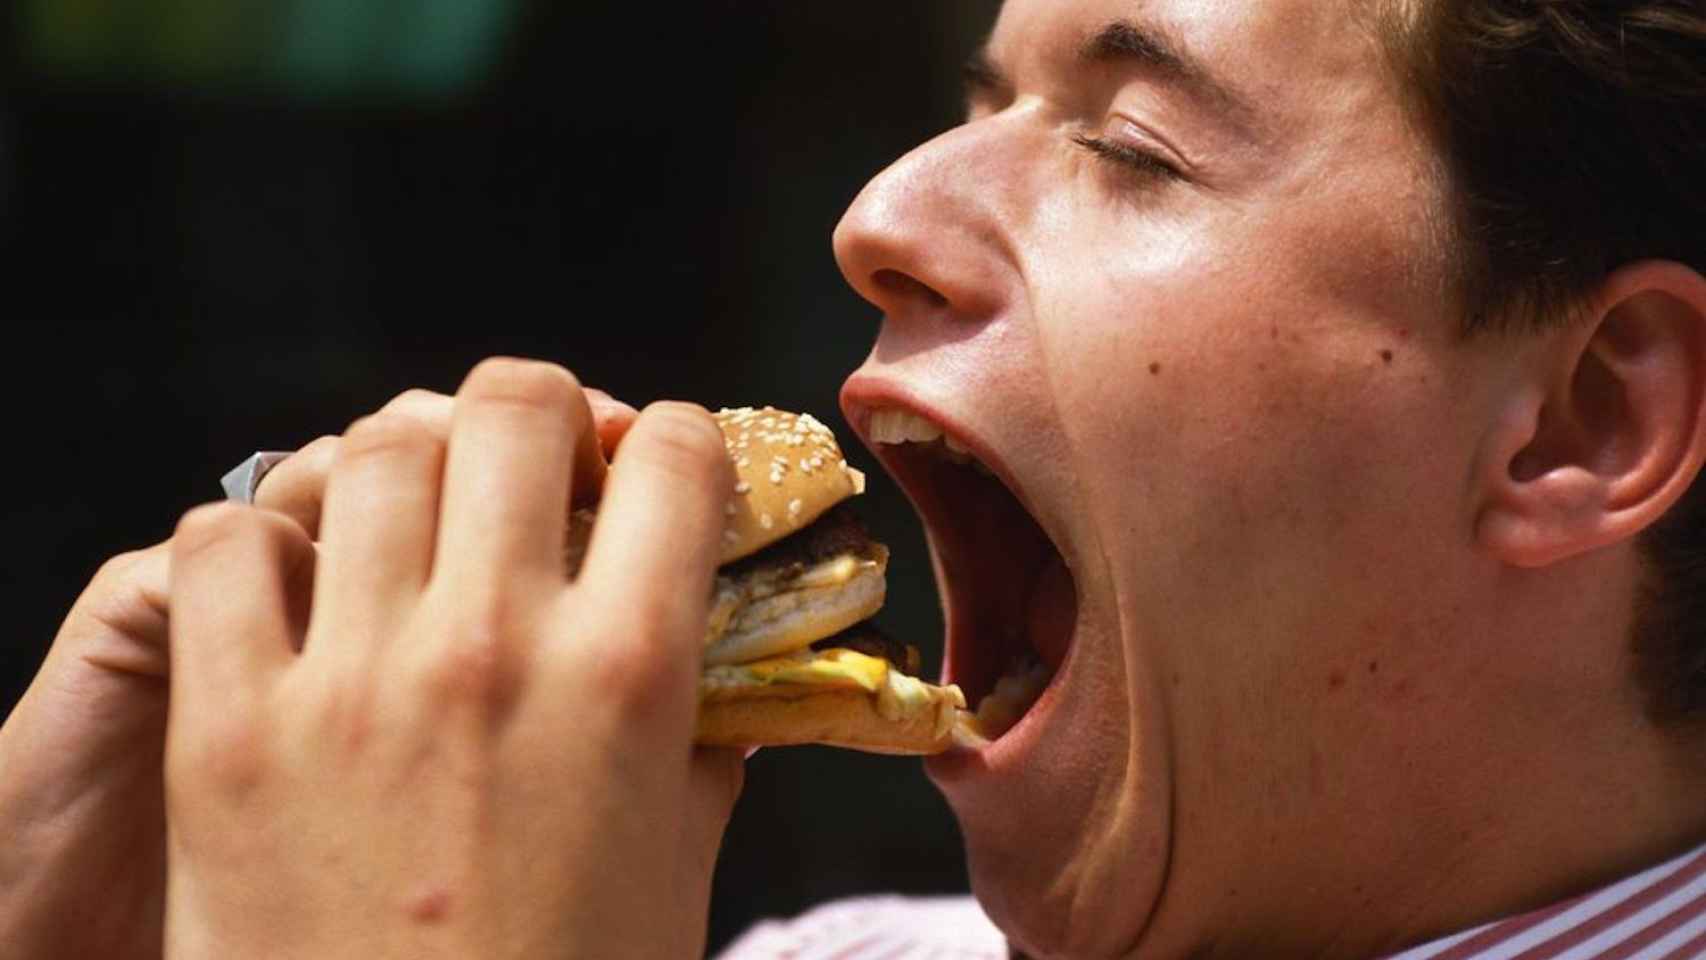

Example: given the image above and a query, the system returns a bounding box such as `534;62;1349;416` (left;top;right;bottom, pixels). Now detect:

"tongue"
1025;554;1076;672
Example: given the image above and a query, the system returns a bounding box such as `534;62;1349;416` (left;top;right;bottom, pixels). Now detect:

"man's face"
836;0;1523;954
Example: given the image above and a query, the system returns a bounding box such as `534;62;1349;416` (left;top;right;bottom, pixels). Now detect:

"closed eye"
1071;133;1185;184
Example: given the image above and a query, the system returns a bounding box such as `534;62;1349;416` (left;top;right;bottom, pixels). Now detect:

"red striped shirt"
715;842;1706;960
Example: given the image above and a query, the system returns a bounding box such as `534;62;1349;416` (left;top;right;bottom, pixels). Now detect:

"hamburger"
565;406;967;755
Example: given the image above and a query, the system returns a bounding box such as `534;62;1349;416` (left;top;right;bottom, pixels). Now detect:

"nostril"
873;268;949;308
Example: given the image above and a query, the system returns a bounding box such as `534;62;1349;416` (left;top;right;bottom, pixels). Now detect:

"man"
3;0;1704;957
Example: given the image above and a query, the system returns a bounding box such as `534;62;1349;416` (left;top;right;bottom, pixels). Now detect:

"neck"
1159;552;1706;959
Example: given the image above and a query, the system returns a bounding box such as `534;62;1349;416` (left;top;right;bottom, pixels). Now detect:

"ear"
1476;261;1706;568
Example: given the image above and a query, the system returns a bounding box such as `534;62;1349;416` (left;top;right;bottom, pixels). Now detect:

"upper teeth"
869;409;988;472
870;409;944;445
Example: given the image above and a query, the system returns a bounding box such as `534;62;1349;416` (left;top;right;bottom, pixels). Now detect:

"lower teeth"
972;655;1053;739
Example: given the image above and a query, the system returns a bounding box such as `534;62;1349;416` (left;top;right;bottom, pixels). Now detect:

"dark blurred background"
0;1;1000;952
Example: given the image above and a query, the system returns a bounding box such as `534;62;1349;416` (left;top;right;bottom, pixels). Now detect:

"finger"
434;358;599;588
168;504;314;712
64;541;174;677
574;402;733;665
307;409;446;656
585;388;640;461
254;391;453;538
253;435;338;536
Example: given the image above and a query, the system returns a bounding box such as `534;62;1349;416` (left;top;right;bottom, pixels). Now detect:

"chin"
933;623;1171;959
841;387;1174;959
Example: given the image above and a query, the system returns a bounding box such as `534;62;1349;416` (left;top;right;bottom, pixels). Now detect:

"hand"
0;379;639;960
0;543;172;960
163;359;743;959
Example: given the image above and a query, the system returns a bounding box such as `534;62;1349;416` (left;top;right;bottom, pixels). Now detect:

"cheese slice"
699;647;890;700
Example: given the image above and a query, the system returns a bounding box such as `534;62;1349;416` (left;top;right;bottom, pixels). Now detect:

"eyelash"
1071;133;1185;184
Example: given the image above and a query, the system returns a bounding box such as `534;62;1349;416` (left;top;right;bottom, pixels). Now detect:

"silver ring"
221;451;295;504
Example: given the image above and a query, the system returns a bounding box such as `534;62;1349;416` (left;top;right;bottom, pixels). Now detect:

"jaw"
840;395;1176;958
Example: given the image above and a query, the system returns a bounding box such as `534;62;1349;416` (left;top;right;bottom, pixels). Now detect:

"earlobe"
1475;261;1706;569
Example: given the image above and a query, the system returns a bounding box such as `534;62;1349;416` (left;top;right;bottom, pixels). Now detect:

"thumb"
684;746;745;866
669;746;745;955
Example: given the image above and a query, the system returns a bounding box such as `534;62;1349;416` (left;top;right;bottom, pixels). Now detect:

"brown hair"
1373;0;1706;718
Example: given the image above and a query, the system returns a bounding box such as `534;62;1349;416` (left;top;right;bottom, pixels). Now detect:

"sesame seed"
734;481;751;494
736;456;750;468
769;470;784;484
760;513;774;530
724;502;737;517
799;459;812;473
723;529;740;543
788;498;802;517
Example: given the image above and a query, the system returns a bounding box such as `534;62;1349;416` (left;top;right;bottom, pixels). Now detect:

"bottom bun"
696;684;966;756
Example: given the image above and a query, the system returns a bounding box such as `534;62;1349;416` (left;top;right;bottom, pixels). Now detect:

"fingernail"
743;746;762;760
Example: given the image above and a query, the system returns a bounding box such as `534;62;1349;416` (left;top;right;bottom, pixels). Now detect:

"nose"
832;119;1017;323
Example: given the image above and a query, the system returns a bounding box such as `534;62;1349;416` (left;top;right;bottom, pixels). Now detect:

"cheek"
1037;260;1469;607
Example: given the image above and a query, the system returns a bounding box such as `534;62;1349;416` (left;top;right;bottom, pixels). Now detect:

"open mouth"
854;405;1078;744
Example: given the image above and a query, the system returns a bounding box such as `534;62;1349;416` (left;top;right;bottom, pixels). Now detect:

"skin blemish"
1149;362;1162;375
406;887;454;924
1327;669;1346;690
1379;349;1394;364
1368;659;1379;674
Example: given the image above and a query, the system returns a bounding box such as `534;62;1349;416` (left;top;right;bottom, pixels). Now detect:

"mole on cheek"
1148;362;1162;375
1379;349;1394;364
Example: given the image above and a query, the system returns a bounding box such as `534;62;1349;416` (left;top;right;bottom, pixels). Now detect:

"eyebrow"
964;18;1258;135
1082;19;1257;131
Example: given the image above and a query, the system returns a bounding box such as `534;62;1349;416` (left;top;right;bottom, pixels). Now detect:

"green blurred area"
19;0;521;99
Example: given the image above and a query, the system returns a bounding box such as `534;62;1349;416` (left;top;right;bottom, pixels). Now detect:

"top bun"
715;407;865;564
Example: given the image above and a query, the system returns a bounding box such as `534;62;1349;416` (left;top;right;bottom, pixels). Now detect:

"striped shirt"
715;841;1706;960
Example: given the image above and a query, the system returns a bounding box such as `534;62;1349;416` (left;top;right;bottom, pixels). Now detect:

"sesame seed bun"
715;407;865;564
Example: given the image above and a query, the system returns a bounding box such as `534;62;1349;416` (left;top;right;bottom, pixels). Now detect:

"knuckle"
174;502;271;559
573;598;698;720
169;707;270;795
299;434;341;459
583;637;675;724
416;608;520;711
337;412;439;464
380;389;454;427
382;387;448;413
626;403;729;485
92;548;147;587
461;358;583;414
299;675;380;760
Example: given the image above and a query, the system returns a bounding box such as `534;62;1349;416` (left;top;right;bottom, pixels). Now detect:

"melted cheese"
700;647;968;740
699;647;890;699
